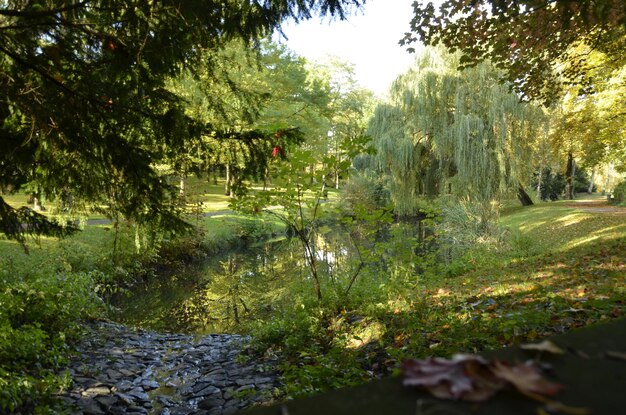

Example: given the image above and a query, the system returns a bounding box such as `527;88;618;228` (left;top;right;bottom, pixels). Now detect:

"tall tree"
0;0;364;244
369;47;545;216
547;41;626;198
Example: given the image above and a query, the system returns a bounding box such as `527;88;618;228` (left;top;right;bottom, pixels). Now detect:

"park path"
564;197;626;215
85;210;235;226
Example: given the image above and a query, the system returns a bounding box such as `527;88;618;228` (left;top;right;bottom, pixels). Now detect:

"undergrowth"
247;199;626;399
0;212;283;413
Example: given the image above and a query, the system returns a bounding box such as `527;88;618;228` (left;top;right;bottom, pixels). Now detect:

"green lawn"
383;196;625;352
254;195;626;397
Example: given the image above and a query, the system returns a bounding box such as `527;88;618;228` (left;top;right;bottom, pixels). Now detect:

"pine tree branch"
0;1;92;18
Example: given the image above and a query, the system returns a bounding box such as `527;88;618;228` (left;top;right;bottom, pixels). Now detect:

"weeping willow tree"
368;47;546;217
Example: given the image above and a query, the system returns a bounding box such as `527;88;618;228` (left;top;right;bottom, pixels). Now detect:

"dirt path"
564;198;626;215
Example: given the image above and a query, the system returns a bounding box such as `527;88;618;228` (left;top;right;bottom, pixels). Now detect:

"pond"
110;221;433;335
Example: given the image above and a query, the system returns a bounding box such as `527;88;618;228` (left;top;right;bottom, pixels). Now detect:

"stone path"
58;321;280;415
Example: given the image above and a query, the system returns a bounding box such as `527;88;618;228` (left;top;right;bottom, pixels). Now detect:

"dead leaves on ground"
402;354;562;402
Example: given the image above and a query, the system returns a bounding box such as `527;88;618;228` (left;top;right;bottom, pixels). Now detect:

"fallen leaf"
402;354;504;402
492;361;564;396
402;356;474;399
521;340;565;355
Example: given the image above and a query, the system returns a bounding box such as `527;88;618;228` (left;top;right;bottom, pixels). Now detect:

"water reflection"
111;222;431;334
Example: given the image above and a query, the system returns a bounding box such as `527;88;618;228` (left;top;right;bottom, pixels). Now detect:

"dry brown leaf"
521;340;565;355
402;354;504;402
492;361;564;396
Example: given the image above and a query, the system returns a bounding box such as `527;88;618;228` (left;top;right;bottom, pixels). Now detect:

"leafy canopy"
402;1;626;104
0;0;364;243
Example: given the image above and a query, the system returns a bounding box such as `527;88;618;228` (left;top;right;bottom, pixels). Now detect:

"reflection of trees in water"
114;224;435;334
169;242;297;333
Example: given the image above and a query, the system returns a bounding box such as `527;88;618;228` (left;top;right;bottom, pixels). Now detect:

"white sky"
277;0;419;98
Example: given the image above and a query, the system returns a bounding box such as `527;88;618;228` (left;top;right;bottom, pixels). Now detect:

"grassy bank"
248;197;625;398
0;208;284;413
1;194;623;410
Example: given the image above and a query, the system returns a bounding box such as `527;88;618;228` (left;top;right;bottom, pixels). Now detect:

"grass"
384;195;625;351
249;194;626;398
1;188;624;407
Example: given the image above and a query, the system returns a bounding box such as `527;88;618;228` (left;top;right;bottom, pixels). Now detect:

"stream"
110;221;432;335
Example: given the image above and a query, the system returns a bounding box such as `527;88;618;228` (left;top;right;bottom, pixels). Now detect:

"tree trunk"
565;152;574;200
517;182;534;206
224;164;231;196
32;195;42;211
212;165;218;185
179;175;186;199
588;169;595;193
536;167;542;200
32;187;44;211
603;163;613;194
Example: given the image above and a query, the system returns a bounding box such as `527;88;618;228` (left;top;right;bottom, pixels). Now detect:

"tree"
0;0;364;245
546;41;626;198
402;1;626;104
369;48;545;217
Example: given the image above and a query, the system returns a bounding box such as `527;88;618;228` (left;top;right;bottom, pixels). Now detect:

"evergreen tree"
0;0;364;244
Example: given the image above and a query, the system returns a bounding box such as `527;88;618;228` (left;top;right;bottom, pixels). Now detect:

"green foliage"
436;198;506;270
340;173;390;215
0;261;102;413
533;168;566;201
249;198;625;401
368;47;545;216
0;0;364;242
533;167;592;201
611;181;626;204
403;0;626;103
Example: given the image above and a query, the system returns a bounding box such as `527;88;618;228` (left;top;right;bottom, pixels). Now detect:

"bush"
0;262;102;413
573;168;592;193
611;181;626;205
532;168;565;201
340;173;390;215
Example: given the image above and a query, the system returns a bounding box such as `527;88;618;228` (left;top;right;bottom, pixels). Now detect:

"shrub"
437;199;506;265
611;180;626;205
532;168;565;201
0;265;102;413
340;173;390;215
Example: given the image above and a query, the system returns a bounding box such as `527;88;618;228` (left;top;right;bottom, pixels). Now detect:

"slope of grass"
251;196;626;398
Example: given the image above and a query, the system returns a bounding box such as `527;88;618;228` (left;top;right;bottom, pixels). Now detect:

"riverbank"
58;321;280;415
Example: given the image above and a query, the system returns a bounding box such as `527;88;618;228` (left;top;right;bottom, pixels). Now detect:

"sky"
277;0;419;98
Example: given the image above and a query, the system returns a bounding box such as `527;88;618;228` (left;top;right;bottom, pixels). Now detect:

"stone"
142;379;160;390
128;390;150;402
82;386;111;397
60;321;279;415
254;377;273;385
236;384;255;393
76;398;105;415
192;385;221;398
235;378;254;387
119;368;137;376
116;392;136;405
107;406;128;415
126;405;149;414
198;396;226;410
94;395;119;409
